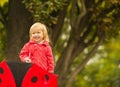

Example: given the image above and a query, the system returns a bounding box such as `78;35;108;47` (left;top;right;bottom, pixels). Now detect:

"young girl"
19;22;54;73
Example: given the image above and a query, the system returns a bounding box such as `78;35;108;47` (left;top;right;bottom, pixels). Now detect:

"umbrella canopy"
0;60;58;87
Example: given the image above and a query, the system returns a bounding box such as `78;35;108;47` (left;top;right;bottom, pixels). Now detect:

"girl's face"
31;28;44;43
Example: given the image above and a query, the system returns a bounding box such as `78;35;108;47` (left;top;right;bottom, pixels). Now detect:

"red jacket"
19;40;54;73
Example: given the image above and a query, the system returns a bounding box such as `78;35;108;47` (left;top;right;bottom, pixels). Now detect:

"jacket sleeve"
46;45;55;73
19;43;29;62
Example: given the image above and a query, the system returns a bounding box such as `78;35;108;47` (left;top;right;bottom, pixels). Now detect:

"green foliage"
74;36;120;87
90;0;120;39
0;0;8;6
22;0;65;26
0;2;8;61
0;22;6;61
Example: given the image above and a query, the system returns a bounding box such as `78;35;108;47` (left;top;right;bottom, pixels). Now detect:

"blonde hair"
29;22;50;42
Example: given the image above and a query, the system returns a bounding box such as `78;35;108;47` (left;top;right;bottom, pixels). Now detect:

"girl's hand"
49;70;54;73
24;57;31;63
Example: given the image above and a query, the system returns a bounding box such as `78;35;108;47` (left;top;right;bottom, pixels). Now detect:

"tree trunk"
6;0;33;61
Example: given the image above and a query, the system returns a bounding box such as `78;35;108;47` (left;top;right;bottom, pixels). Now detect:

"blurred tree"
0;0;8;60
74;36;120;87
7;0;33;61
0;0;120;87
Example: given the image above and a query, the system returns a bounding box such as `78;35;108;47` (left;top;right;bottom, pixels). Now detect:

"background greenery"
0;0;7;60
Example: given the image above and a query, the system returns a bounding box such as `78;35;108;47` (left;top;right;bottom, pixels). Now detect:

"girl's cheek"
32;34;35;36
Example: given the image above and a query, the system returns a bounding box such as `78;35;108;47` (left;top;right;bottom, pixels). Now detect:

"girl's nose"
33;33;38;36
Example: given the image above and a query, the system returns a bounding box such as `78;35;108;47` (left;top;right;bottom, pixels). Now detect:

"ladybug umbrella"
21;64;58;87
0;60;16;87
0;60;58;87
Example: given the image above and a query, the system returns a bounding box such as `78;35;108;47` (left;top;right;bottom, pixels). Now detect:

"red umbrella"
0;60;58;87
0;60;16;87
21;64;58;87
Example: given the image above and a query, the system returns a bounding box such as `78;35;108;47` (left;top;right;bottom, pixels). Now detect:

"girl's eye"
38;31;42;33
31;30;42;34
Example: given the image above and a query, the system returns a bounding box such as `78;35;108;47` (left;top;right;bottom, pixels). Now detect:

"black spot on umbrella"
44;74;49;81
31;76;38;83
0;67;4;74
